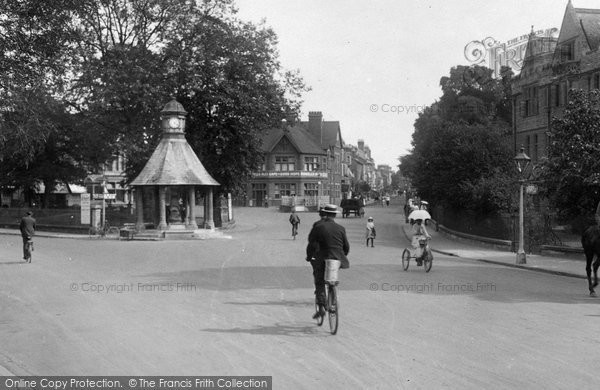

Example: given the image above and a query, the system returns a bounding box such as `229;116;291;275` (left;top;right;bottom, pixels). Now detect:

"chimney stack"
358;139;365;151
308;111;323;134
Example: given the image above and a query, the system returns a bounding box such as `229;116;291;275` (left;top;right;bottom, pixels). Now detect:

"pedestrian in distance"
306;204;350;319
19;211;36;262
366;217;376;247
289;209;301;239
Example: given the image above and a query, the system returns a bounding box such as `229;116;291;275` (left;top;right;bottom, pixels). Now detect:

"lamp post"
317;180;321;210
514;147;531;264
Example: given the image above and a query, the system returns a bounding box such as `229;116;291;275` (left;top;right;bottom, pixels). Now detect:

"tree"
169;14;307;192
70;0;307;192
0;0;89;206
403;120;514;213
400;64;515;216
1;0;308;205
539;89;600;229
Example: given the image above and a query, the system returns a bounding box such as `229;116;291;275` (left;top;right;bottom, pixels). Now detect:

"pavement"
400;222;587;280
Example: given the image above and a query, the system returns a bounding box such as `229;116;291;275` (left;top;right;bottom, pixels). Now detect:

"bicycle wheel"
424;248;433;273
25;241;32;263
314;301;324;326
401;249;410;271
328;284;338;335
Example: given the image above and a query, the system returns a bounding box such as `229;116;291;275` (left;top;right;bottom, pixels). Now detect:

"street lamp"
317;180;321;211
514;147;531;264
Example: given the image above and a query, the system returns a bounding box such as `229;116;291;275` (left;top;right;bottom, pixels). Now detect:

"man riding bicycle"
306;204;350;319
19;211;36;262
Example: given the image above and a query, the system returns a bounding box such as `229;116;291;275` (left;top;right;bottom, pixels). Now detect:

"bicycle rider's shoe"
312;305;326;319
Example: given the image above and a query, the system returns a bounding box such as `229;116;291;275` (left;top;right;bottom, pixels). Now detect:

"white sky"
235;0;599;168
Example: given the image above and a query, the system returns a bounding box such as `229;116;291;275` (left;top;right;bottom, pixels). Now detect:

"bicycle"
402;237;433;272
23;236;33;263
314;259;340;335
89;221;120;239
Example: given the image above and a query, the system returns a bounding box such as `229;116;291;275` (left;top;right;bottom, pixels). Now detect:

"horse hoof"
590;291;597;297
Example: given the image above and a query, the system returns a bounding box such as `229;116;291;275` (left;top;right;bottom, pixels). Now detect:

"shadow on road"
137;261;597;305
224;300;312;307
0;261;27;266
202;322;328;337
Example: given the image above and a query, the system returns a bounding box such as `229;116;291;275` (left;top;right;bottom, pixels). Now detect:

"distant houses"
247;111;391;209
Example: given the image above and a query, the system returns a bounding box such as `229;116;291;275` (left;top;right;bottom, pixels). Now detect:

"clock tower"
131;98;220;235
160;99;187;134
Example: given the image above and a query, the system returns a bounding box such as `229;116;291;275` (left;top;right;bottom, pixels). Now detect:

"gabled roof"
555;1;600;52
298;119;343;150
322;121;343;149
576;7;600;51
260;125;326;155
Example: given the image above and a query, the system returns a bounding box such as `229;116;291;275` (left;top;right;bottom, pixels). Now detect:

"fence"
0;207;136;229
432;204;582;253
280;196;330;209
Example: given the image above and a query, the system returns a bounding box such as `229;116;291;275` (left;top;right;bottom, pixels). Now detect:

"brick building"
344;139;376;197
248;112;348;209
512;0;600;162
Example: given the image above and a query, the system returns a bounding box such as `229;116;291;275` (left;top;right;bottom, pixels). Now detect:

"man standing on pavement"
306;204;350;318
19;211;36;261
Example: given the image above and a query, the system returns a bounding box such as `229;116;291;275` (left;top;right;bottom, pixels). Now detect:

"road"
0;200;598;389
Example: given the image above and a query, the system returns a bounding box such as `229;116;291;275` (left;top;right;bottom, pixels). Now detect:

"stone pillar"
158;186;168;230
187;187;198;229
135;188;144;230
205;187;215;230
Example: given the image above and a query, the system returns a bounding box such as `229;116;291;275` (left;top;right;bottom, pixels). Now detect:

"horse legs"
585;251;596;296
593;256;600;289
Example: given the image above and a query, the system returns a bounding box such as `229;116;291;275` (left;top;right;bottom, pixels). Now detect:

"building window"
553;84;560;107
304;183;318;197
559;41;574;62
274;156;295;171
274;183;296;198
525;135;531;157
533;134;538;161
594;74;600;90
304;157;319;171
524;86;539;117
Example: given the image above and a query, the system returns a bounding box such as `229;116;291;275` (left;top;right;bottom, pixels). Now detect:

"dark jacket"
19;215;36;237
306;217;350;268
289;213;300;225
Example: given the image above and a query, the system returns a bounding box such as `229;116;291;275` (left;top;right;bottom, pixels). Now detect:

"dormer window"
274;156;295;171
559;41;574;62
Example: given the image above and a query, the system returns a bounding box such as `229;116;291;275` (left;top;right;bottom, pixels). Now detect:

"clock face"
168;117;179;128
